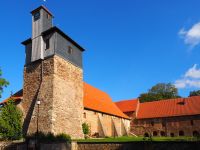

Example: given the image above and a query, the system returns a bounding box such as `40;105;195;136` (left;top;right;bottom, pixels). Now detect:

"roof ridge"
115;98;138;103
139;97;193;104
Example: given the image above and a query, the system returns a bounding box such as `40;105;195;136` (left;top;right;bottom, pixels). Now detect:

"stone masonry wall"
51;55;84;139
22;55;84;139
76;142;200;150
22;57;54;135
83;109;130;137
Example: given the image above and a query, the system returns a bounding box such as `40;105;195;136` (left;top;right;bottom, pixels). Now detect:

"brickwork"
131;115;200;137
76;142;200;150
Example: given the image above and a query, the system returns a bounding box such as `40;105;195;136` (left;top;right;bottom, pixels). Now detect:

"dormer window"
34;12;40;21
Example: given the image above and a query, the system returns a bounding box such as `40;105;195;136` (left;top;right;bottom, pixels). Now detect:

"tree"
0;68;9;98
0;99;22;140
139;83;180;103
189;90;200;97
82;123;90;139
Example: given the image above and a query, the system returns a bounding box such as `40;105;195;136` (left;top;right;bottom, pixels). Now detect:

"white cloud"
179;22;200;48
185;64;200;79
174;79;187;88
174;64;200;89
175;79;200;88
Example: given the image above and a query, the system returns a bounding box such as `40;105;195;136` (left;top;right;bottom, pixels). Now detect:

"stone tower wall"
22;55;84;139
51;55;84;138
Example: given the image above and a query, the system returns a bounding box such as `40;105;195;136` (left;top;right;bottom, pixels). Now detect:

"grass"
75;136;200;143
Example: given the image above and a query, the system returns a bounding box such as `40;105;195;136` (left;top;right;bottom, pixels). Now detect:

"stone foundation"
1;141;200;150
76;142;200;150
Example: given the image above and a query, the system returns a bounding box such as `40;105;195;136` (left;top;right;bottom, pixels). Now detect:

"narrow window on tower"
68;46;73;54
34;12;40;21
47;14;50;19
45;38;50;50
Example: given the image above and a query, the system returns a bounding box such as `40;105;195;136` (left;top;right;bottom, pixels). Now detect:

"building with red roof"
115;99;139;117
115;96;200;137
1;82;130;138
1;5;200;139
0;6;131;139
1;84;129;120
115;99;139;113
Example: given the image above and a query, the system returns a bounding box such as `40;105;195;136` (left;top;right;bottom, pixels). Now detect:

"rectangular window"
68;46;73;54
83;112;86;119
162;122;166;127
191;120;194;126
47;14;50;19
45;38;50;50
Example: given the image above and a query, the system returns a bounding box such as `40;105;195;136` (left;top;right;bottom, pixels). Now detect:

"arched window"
153;131;158;136
179;131;184;136
170;133;174;137
160;131;166;136
144;133;149;137
193;131;200;137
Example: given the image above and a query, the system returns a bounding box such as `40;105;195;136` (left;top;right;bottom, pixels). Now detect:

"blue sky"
0;0;200;102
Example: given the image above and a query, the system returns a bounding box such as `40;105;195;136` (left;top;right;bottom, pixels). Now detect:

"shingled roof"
0;83;129;119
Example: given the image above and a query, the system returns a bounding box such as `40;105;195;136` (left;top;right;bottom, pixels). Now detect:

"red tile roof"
0;83;129;119
83;83;129;119
115;99;139;112
0;96;22;105
3;85;200;120
137;96;200;119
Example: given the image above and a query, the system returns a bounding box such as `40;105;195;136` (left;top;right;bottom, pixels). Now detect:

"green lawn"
75;136;200;143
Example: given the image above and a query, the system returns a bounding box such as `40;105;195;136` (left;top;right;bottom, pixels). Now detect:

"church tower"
21;6;84;139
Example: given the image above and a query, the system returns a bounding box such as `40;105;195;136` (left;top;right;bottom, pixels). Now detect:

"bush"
26;132;71;143
82;123;90;135
0;99;22;140
56;133;71;142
